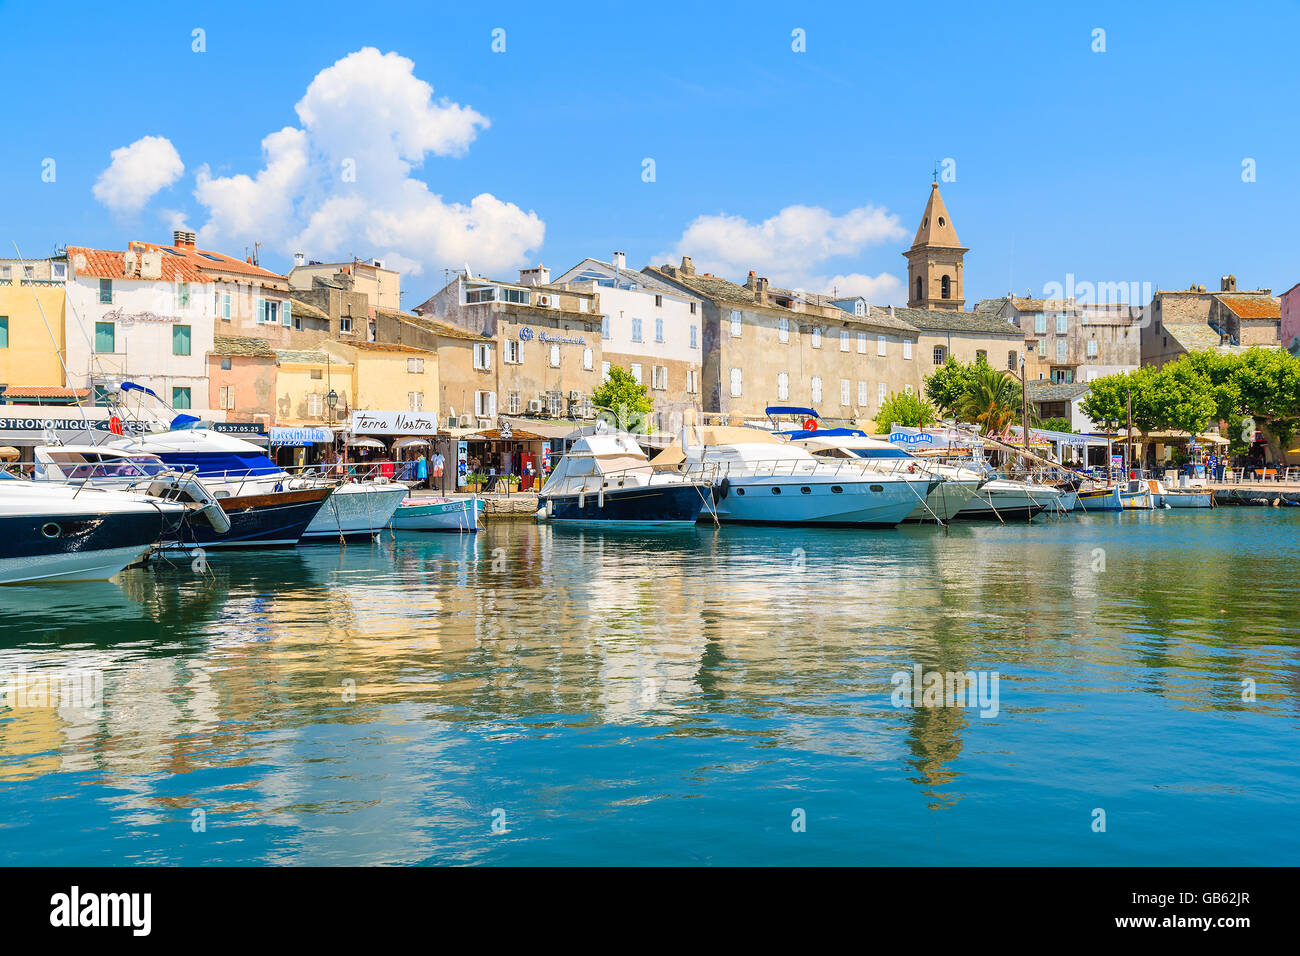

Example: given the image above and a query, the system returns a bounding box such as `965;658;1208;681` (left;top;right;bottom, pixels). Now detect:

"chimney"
889;305;895;318
744;271;758;291
294;252;306;268
1221;274;1237;292
680;255;695;276
172;230;187;247
755;276;769;305
612;251;626;272
518;265;550;287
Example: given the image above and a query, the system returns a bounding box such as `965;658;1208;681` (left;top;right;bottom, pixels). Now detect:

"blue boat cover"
152;450;282;477
765;406;820;418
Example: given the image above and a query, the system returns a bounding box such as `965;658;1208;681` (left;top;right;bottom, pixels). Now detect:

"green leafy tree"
1229;348;1300;450
1079;372;1129;432
1040;417;1073;433
924;356;989;418
955;364;1024;435
874;391;938;431
1149;360;1217;437
591;365;652;431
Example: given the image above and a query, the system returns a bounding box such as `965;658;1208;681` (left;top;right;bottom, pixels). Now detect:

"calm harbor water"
0;510;1297;866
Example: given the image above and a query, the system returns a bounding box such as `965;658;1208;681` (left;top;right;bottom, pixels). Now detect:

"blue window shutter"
282;301;292;327
256;297;266;323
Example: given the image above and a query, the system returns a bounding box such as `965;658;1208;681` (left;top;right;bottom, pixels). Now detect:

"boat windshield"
44;451;169;479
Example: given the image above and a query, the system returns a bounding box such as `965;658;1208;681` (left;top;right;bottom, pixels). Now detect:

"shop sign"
212;422;267;436
350;410;441;435
270;426;333;447
457;440;468;487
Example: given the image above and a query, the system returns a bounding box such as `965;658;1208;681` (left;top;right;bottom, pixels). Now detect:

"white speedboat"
0;476;187;584
786;430;980;522
1147;480;1215;509
107;426;403;543
391;496;484;531
539;434;712;526
653;426;933;527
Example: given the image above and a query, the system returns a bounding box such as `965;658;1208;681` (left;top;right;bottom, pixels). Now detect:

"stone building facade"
977;296;1142;383
1141;277;1280;368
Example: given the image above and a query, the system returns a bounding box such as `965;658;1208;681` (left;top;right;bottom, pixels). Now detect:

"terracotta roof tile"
1218;296;1281;319
67;246;212;283
0;386;92;399
139;242;287;282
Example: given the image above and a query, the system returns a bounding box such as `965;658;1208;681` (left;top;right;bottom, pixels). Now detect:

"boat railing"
284;462;404;485
673;456;929;482
547;461;720;495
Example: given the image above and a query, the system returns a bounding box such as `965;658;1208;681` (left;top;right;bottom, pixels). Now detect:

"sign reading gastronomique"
0;415;150;434
349;410;440;435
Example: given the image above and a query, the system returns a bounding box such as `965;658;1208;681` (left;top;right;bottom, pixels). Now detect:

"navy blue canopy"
765;406;820;418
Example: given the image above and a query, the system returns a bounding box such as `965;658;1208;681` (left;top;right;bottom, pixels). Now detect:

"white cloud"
805;272;904;301
192;48;541;278
657;203;907;298
92;136;184;215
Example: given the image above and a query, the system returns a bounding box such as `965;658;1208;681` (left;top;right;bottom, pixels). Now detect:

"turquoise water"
0;510;1296;865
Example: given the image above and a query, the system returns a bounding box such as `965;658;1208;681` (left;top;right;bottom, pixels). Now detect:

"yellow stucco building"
0;280;69;397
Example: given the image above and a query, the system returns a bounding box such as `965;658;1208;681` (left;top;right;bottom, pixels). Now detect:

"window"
408;391;424;412
310;369;322;380
52;262;67;280
172;325;191;356
878;381;887;404
172;387;191;410
1056;340;1068;363
778;316;789;343
686;369;698;393
499;287;529;305
630;363;643;384
877;334;887;357
1056;313;1068;334
915;276;923;301
652;365;667;390
655;317;664;343
729;367;742;397
282;301;291;328
857;331;867;354
903;339;913;360
1008;351;1018;370
256;297;281;325
690;325;698;349
631;317;643;343
654;294;663;307
474;391;497;417
220;357;232;371
690;302;697;315
975;349;987;363
308;393;323;417
730;310;742;337
777;371;789;401
811;327;822;349
855;300;865;316
0;316;7;348
465;287;496;304
904;384;914;395
95;322;115;353
811;376;822;403
177;282;190;309
1086;339;1098;357
222;292;232;320
473;343;492;370
840;379;850;406
507;390;521;414
408;357;425;373
583;347;593;371
98;279;112;304
941;275;951;299
858;381;867;406
549;344;561;368
840;329;851;352
1034;313;1047;334
504;340;521;364
601;314;610;338
218;386;234;410
933;345;946;365
602;361;611;381
340;316;353;333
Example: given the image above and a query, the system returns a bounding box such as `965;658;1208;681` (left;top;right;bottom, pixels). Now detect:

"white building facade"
553;253;704;426
65;245;216;414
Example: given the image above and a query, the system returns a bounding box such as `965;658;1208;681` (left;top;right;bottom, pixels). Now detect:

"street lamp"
326;388;338;426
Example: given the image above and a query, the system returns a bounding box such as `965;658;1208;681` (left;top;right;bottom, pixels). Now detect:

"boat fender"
546;497;554;517
598;485;605;508
578;490;585;509
715;476;730;501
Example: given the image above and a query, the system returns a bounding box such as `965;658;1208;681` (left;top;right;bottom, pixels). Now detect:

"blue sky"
3;0;1298;306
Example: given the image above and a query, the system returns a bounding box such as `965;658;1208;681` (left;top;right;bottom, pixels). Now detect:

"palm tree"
956;365;1024;435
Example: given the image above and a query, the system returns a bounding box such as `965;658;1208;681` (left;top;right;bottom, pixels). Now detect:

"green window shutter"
99;279;112;304
95;322;115;353
223;293;232;319
171;387;191;410
257;297;266;323
0;316;8;348
173;324;191;356
282;301;292;327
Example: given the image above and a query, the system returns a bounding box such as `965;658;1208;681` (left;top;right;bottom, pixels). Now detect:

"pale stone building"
976;295;1142;383
411;268;603;425
1141;276;1280;368
288;255;402;312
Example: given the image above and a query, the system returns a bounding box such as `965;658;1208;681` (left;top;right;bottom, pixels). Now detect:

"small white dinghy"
390;496;484;532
